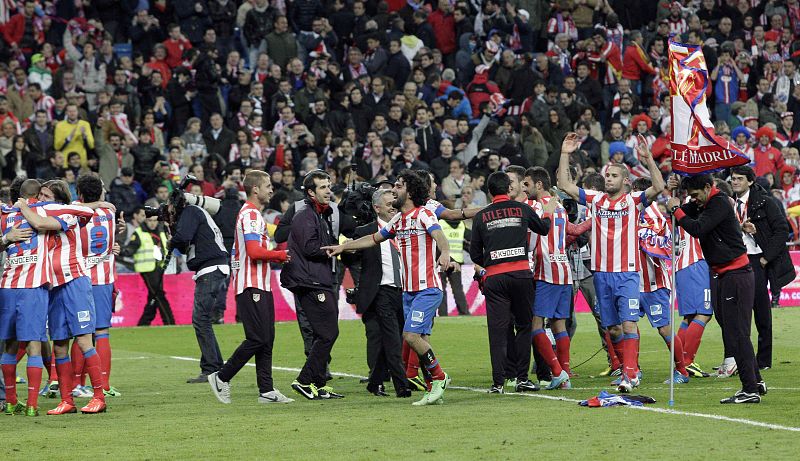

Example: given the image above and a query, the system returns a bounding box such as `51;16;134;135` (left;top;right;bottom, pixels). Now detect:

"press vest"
133;227;168;273
440;220;466;263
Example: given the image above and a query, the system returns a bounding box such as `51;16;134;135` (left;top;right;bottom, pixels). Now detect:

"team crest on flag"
639;205;672;260
668;39;749;175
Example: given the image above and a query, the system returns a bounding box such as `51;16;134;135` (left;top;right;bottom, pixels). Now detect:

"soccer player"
558;133;664;393
16;180;108;414
0;183;40;416
525;166;574;390
208;170;294;404
75;174;121;397
324;170;454;405
666;174;713;378
631;178;689;384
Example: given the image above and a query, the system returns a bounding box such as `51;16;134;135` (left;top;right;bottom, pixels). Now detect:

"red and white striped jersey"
530;197;572;285
380;206;443;293
425;198;446;219
1;202;52;289
45;203;95;287
81;207;116;285
232;202;271;294
639;204;671;292
674;198;704;271
669;18;688;35
579;188;646;273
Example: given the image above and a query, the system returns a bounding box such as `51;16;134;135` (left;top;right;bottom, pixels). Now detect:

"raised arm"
635;135;664;201
557;132;581;200
322;231;384;256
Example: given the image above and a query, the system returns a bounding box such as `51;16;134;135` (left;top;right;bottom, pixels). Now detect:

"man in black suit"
352;188;411;398
203;112;236;159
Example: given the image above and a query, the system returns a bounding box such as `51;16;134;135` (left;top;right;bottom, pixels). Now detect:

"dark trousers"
295;288;339;386
364;286;409;393
484;272;535;386
438;271;469;316
213;273;231;322
193;270;226;375
748;255;773;368
137;269;175;326
711;266;762;394
218;288;275;393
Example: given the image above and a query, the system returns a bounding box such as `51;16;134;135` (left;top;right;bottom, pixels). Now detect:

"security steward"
667;174;767;404
281;170;345;400
438;218;470;316
469;171;554;393
123;214;175;326
353;189;412;397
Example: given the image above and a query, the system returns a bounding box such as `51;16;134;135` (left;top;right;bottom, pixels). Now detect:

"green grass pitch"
4;309;799;460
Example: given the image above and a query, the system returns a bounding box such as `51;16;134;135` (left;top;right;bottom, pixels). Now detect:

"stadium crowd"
0;0;799;411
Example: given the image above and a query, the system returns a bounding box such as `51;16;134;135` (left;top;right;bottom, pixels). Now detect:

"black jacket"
352;221;388;314
213;188;243;253
171;205;229;272
744;184;796;289
280;200;337;291
203;127;236;158
675;189;747;268
470;196;550;275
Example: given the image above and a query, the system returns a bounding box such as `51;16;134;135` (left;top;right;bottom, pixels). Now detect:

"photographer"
169;182;231;384
122;214;175;326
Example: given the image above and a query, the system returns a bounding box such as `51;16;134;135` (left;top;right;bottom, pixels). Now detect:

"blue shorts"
639;288;671;328
676;260;713;317
0;287;49;342
48;276;96;341
92;283;114;330
533;281;572;319
402;288;443;335
593;272;641;327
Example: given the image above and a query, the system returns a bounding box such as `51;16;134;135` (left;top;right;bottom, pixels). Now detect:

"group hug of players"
1;175;119;416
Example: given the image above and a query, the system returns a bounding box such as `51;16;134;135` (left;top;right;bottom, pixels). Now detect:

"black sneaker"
757;381;768;395
396;388;412;398
186;373;209;384
720;390;761;404
488;385;504;394
317;386;345;399
367;384;388;397
515;380;541;392
291;381;318;400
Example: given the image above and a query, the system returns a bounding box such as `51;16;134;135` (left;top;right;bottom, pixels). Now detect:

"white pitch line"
169;356;800;433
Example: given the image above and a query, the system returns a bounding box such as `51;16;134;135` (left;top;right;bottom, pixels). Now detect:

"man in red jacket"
428;0;456;64
622;31;656;100
162;23;193;69
2;1;44;56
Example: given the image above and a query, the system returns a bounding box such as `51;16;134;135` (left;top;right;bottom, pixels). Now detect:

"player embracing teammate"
558;133;664;393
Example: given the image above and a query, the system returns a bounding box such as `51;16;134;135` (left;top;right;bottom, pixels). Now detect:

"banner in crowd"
667;39;749;175
111;267;603;327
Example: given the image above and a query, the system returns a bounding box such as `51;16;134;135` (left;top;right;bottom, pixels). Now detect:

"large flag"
668;39;749;175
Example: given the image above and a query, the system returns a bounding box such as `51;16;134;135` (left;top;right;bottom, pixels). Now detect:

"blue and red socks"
82;348;105;401
622;333;639;380
96;333;112;391
420;349;445;381
26;355;44;408
71;340;86;387
682;319;707;366
1;353;17;405
554;331;571;375
55;357;74;405
663;335;688;376
533;329;563;376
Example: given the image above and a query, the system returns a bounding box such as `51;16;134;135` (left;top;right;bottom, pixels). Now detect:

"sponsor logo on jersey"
490;247;525;260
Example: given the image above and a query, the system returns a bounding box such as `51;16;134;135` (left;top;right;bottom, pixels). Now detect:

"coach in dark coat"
352;188;411;398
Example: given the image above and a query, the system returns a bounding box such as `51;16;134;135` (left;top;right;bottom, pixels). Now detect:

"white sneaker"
45;380;60;399
716;357;738;379
258;389;294;404
208;372;231;404
72;385;93;398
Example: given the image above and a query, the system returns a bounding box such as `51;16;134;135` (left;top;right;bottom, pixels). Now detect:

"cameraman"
170;187;231;384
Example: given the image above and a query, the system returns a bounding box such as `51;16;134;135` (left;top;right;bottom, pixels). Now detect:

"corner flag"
668;39;750;175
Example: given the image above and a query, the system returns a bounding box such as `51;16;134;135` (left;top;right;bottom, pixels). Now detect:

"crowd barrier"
112;254;800;327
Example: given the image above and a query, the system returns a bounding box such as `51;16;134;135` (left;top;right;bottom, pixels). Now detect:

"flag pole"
669;187;677;407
